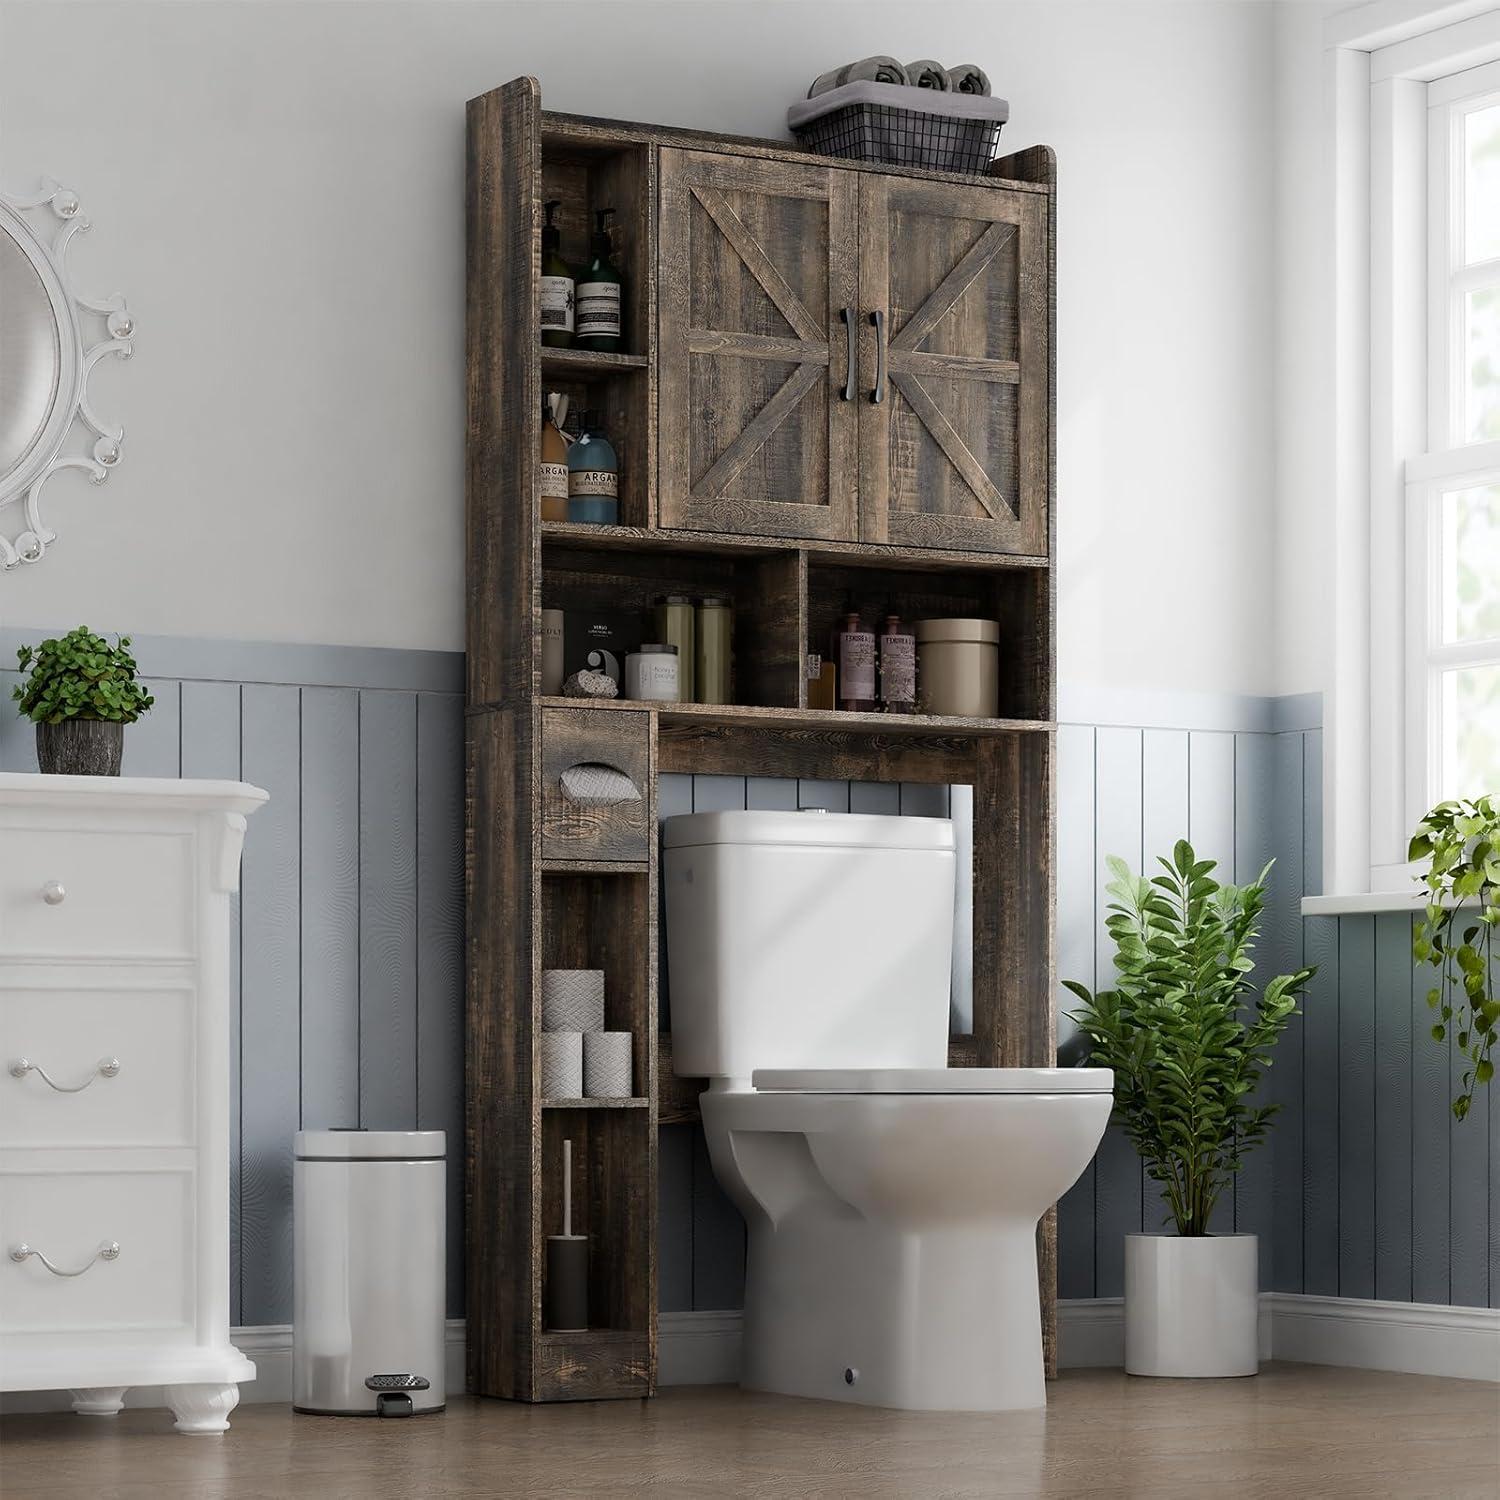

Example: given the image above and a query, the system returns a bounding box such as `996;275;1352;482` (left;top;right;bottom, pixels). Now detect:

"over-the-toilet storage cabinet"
0;774;265;1433
468;77;1056;1404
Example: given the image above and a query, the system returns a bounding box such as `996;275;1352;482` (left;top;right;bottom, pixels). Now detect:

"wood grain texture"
467;78;540;708
659;148;857;541
466;706;536;1399
540;706;652;865
238;683;302;1326
299;687;360;1131
6;1368;1500;1498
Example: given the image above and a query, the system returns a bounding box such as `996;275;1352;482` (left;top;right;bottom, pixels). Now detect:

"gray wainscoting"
0;639;464;1326
3;631;1492;1321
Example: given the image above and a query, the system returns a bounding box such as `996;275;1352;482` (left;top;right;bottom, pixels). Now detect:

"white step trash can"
293;1130;446;1416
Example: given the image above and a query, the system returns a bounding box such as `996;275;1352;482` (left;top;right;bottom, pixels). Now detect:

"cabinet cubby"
469;77;1056;1402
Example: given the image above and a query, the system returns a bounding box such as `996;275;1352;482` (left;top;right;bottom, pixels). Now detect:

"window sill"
1300;891;1481;916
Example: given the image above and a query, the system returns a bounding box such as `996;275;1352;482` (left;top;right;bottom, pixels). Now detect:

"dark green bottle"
575;208;623;352
540;199;574;348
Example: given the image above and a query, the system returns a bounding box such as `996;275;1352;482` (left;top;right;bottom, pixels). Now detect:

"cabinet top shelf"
540;348;649;380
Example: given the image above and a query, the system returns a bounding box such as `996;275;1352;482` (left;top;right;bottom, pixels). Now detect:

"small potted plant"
1065;840;1312;1378
11;627;154;776
1410;795;1499;1121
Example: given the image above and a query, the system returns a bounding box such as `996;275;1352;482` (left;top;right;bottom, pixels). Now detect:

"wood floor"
0;1366;1495;1498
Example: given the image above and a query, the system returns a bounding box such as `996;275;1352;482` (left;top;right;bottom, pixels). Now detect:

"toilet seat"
751;1066;1113;1095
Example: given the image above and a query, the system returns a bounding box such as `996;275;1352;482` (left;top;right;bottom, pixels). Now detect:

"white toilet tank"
663;810;955;1082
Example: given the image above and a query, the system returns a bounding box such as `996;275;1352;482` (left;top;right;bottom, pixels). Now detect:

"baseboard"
0;1320;468;1415
658;1310;743;1386
1266;1293;1500;1383
6;1296;1491;1415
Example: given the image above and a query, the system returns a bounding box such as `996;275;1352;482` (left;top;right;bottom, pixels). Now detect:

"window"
1407;64;1500;818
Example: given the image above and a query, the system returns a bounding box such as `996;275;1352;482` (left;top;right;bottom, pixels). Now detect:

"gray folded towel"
946;63;991;96
808;56;909;97
907;59;950;90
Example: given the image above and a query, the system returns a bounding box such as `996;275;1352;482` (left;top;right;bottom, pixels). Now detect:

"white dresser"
0;773;266;1434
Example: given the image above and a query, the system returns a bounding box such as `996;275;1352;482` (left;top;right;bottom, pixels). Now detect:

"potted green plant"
11;627;154;776
1065;840;1313;1378
1410;795;1499;1121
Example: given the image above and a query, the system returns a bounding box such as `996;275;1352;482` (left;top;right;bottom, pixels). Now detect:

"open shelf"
543;1096;650;1109
541;348;648;379
537;695;1052;738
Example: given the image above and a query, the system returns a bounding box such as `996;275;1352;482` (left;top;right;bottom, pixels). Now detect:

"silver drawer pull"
9;1057;121;1092
10;1241;120;1277
40;880;66;905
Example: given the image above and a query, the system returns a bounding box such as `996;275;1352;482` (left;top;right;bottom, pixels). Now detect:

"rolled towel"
807;56;908;97
907;59;949;90
946;63;991;96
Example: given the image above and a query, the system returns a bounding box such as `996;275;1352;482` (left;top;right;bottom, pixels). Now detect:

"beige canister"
915;618;1001;718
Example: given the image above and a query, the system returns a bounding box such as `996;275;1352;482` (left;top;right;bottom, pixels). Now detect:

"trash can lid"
294;1129;445;1161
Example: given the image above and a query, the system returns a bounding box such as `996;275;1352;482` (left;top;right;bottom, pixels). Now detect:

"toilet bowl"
663;810;1113;1412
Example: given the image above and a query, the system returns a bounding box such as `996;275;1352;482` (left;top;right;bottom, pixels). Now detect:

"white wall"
0;0;1276;694
1272;0;1341;697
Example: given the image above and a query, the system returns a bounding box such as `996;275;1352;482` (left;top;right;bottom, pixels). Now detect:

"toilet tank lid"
295;1129;445;1161
752;1067;1114;1094
662;810;954;852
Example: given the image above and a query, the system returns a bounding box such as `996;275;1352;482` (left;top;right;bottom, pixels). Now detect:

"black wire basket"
788;82;1010;175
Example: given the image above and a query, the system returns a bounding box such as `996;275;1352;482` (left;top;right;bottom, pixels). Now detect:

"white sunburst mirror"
0;178;133;569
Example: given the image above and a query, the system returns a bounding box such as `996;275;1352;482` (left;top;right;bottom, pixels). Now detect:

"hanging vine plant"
1410;795;1500;1121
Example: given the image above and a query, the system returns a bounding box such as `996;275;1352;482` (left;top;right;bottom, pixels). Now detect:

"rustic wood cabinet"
658;150;1050;554
467;76;1057;1405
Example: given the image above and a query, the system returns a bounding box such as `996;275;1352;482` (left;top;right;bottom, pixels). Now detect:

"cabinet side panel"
468;80;541;707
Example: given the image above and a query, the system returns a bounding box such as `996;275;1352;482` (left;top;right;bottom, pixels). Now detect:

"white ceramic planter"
1124;1233;1259;1377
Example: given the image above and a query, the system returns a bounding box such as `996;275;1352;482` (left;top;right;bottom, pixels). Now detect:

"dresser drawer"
540;707;652;865
0;825;194;960
0;1169;192;1335
0;984;194;1148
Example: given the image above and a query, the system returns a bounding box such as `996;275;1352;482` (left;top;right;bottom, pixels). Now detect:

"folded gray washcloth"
946;63;991;96
906;59;949;90
807;56;909;97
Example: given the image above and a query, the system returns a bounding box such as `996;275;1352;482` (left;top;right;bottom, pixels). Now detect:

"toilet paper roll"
542;970;606;1033
583;1031;633;1098
541;1032;584;1099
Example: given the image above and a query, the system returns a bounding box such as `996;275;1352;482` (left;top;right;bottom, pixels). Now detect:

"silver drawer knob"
40;880;66;905
10;1057;121;1092
10;1241;120;1278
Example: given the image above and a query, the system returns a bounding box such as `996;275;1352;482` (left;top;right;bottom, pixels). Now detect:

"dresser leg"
165;1381;240;1435
70;1387;128;1417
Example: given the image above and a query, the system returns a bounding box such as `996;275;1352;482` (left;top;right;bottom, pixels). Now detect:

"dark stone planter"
35;719;125;776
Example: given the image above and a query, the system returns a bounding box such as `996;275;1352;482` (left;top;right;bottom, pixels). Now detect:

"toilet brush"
545;1138;589;1331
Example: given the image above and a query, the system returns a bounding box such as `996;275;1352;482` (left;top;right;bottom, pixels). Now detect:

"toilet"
663;809;1113;1412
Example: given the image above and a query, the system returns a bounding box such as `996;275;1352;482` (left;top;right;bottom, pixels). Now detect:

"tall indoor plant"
1065;840;1313;1377
1410;795;1499;1121
12;627;154;776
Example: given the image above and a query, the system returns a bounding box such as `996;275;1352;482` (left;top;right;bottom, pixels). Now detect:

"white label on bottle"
540;275;574;331
541;461;569;500
576;281;622;337
880;634;917;704
569;468;619;498
839;631;876;700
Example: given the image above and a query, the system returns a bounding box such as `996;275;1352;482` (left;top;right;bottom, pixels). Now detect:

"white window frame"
1319;2;1500;905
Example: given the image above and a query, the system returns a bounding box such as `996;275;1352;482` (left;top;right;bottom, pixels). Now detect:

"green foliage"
11;627;154;725
1064;840;1313;1237
1409;796;1499;1122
